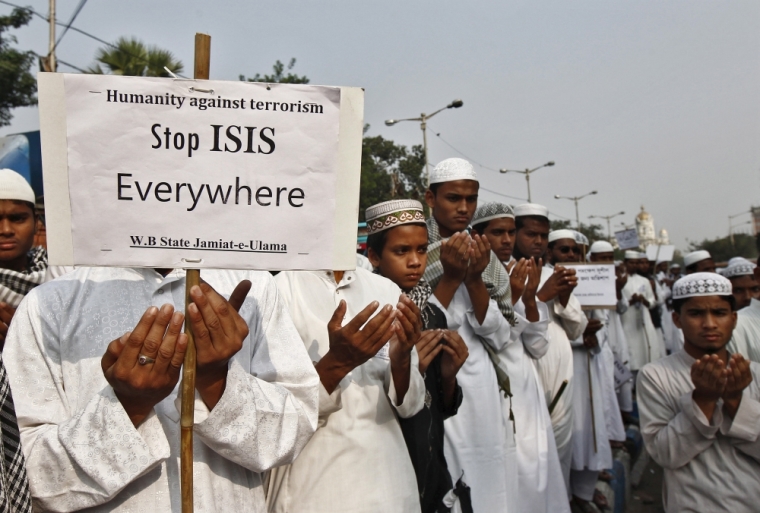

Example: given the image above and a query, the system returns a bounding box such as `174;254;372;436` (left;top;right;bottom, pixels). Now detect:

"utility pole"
47;0;56;71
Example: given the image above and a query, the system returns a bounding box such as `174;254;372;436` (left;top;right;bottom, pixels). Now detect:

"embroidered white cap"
684;250;712;268
472;202;514;225
513;203;549;219
589;241;614;254
723;258;756;279
0;169;35;204
672;272;732;300
429;158;478;185
548;229;576;243
624;250;640;260
365;199;426;235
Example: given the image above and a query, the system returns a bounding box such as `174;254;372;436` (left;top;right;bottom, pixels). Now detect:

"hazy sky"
2;0;758;250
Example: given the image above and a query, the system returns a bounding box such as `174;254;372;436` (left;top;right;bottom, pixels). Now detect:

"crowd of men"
0;159;757;513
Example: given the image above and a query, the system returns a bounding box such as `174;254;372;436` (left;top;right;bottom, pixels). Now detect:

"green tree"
87;37;183;77
688;233;758;264
360;127;425;219
239;58;309;84
0;7;36;127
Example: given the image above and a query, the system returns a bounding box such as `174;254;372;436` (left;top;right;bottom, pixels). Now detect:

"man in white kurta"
728;297;760;363
528;228;586;493
423;159;523;512
620;252;665;372
472;202;569;513
638;273;760;512
269;268;425;513
4;267;320;512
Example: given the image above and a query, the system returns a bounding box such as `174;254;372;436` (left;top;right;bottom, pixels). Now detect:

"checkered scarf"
423;217;515;402
405;278;434;327
0;247;47;308
0;357;32;513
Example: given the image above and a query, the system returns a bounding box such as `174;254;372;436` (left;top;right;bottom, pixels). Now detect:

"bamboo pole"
180;32;210;513
587;353;597;453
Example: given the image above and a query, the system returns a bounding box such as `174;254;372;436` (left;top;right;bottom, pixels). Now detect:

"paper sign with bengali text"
564;263;617;309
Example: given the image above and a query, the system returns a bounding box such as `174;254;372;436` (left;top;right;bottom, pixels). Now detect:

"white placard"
38;73;364;270
614;228;640;250
564;263;617;308
646;244;675;262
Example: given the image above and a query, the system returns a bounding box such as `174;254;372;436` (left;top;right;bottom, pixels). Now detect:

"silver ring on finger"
138;354;156;365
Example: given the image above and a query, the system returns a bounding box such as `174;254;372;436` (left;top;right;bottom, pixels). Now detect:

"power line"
479;186;527;203
428;124;501;173
53;0;88;53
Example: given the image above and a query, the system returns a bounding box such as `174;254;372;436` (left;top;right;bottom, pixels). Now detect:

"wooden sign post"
180;32;210;513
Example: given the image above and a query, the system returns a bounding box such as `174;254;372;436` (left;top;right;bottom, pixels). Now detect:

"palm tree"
87;37;183;77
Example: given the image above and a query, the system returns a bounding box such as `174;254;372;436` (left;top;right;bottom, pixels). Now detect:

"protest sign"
614;228;639;250
563;263;617;308
38;72;364;270
646;244;675;262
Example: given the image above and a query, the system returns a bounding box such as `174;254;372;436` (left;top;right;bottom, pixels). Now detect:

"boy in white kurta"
638;273;760;513
270;268;425;513
5;268;320;512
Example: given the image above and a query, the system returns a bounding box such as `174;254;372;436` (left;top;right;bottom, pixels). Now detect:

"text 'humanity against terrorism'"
104;90;326;113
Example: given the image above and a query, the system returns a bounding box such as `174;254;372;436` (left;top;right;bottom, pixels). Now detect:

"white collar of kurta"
320;270;357;289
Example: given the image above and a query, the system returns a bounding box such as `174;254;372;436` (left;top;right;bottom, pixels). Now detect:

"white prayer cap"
472;202;514;225
589;241;614;254
513;203;549;219
365;199;426;235
0;169;35;204
573;231;589;246
723;258;756;279
429;158;477;185
548;229;576;243
670;263;681;269
728;256;751;267
624;250;640;260
684;250;712;268
672;272;732;300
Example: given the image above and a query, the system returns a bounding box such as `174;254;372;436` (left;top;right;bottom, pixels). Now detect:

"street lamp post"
589;211;625;240
499;161;555;203
728;211;750;247
385;99;464;187
554;190;598;231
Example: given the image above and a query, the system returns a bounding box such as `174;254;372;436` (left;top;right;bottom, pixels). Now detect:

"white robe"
3;267;319;513
498;300;570;513
569;334;612;472
637;351;760;512
432;285;514;513
620;274;665;370
727;298;760;363
270;269;425;513
533;266;587;490
590;304;628;442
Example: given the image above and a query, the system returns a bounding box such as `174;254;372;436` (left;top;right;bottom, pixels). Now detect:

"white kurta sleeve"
720;389;760;462
555;293;588;341
385;347;425;418
513;300;550;359
193;280;320;472
465;298;513;352
4;295;170;512
616;295;629;316
637;366;721;469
